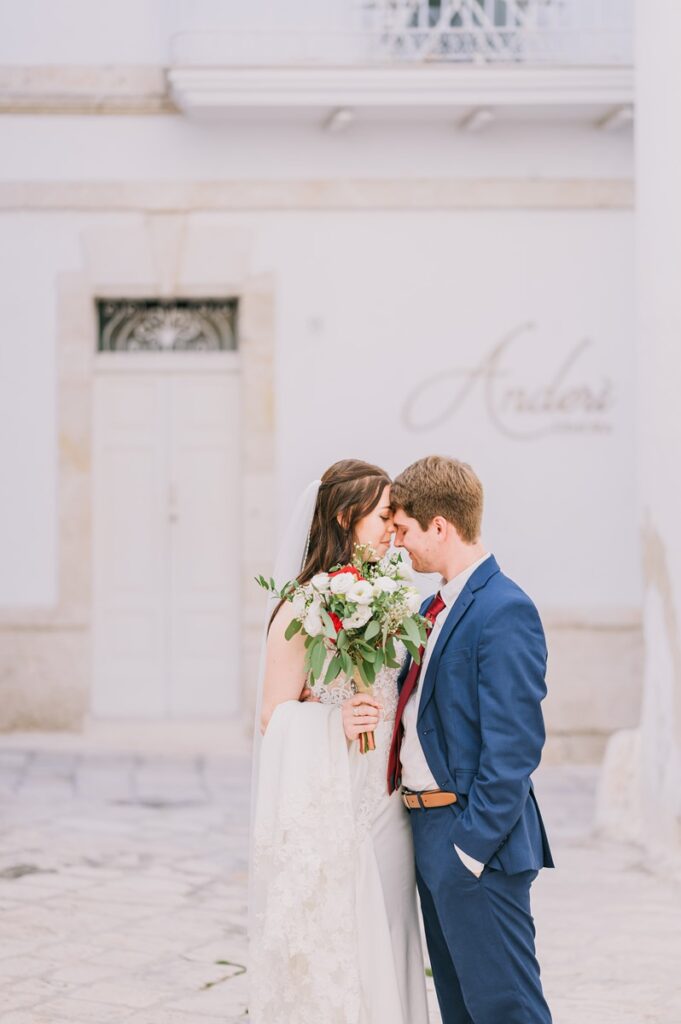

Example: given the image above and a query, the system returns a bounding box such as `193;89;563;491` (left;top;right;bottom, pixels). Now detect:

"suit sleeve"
448;595;548;865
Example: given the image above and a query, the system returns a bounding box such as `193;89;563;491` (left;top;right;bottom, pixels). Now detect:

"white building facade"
0;2;641;768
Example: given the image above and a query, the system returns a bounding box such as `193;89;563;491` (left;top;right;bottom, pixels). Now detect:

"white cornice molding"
0;179;634;212
167;65;634;114
0;64;634;117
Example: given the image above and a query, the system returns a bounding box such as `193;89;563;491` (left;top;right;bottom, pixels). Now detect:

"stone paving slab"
0;736;679;1023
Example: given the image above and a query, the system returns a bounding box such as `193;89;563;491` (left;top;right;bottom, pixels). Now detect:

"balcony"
167;0;633;124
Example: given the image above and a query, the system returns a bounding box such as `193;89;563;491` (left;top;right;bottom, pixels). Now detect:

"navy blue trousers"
409;805;552;1024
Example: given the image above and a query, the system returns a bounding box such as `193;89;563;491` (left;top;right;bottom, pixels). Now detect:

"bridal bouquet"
256;544;429;752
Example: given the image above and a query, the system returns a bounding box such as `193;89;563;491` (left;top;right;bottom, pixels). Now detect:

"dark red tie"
387;591;446;795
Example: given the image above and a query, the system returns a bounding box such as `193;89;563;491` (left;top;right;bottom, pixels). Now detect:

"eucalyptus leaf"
284;618;302;641
320;608;338;639
364;620;380;641
402;616;421;645
362;659;376;685
311;639;326;681
340;651;354;677
324;655;342;685
403;639;421;662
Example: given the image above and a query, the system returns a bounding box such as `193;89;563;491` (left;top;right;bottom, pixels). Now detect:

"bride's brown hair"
270;459;391;627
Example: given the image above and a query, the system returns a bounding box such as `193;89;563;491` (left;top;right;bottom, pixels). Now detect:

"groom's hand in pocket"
341;695;382;743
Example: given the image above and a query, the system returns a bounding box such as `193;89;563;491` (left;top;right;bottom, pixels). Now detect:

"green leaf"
336;629;348;649
403;639;421;663
364;619;380;641
360;647;378;663
284;618;302;641
361;659;376;685
340;651;354;677
402;616;421;645
324;655;342;685
320;608;338;640
310;639;326;681
374;649;384;672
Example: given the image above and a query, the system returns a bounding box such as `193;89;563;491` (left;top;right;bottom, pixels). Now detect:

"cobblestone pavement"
0;732;679;1024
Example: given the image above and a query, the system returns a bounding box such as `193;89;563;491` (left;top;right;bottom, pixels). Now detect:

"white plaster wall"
0;0;358;65
255;208;638;613
0;206;637;617
607;0;681;859
0;215;79;604
0;115;634;182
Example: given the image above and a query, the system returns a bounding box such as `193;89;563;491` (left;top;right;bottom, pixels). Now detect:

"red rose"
328;565;363;580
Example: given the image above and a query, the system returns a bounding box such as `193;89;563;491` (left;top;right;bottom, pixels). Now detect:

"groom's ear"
432;515;450;537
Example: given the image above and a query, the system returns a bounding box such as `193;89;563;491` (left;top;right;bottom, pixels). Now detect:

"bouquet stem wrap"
352;668;376;754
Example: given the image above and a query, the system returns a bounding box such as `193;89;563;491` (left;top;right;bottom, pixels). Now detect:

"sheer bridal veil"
247;479;322;931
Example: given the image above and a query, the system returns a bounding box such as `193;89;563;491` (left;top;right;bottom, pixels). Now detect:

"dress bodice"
307;641;404;726
307;642;407;836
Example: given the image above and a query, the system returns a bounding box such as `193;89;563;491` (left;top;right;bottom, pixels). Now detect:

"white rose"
405;589;422;615
372;576;398;595
347;580;374;605
303;607;324;637
290;590;307;618
311;572;331;593
395;560;414;581
330;572;356;595
343;605;373;630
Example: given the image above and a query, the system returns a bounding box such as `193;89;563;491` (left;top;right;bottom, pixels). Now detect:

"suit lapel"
416;586;475;723
415;554;500;722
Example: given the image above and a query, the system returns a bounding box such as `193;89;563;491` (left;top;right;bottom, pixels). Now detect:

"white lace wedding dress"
249;646;429;1024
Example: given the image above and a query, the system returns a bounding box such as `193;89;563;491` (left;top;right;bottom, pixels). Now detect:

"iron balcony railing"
171;0;633;68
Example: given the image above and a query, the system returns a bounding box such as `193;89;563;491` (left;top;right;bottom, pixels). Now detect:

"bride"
249;459;429;1024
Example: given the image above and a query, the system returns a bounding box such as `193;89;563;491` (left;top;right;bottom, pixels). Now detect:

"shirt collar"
440;552;492;608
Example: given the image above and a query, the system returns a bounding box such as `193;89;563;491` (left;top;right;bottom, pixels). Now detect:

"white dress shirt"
400;552;492;876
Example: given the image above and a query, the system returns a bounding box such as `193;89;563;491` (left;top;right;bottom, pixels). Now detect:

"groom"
388;455;554;1024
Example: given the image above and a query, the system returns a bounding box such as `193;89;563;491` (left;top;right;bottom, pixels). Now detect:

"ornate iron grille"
96;299;238;352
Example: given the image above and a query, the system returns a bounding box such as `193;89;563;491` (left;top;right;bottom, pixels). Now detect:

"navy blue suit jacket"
400;555;554;874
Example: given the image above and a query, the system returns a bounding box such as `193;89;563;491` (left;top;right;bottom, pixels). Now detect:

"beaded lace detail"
308;641;403;724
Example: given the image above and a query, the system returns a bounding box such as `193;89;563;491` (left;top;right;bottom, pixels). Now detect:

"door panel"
92;376;169;716
92;371;239;718
169;375;240;715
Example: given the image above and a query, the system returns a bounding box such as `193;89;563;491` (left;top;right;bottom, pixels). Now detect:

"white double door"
92;366;240;718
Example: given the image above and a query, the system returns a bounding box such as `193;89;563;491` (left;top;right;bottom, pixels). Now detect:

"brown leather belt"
402;789;458;810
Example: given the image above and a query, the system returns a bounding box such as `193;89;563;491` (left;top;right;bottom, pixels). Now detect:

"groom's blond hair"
391;455;483;543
